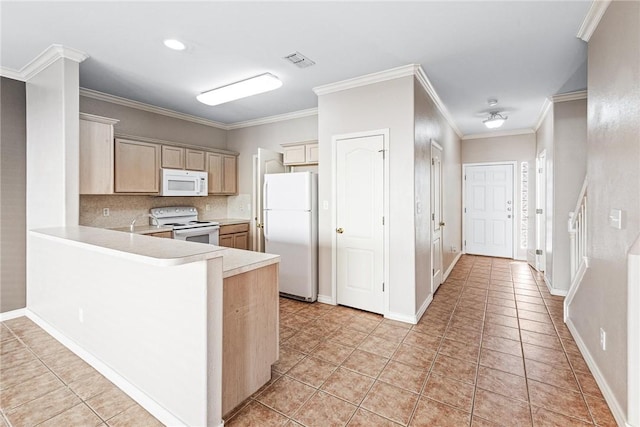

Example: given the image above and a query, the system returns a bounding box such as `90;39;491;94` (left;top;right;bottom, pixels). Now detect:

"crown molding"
577;0;612;42
414;66;463;139
462;128;535;141
0;44;89;82
312;64;417;96
551;90;588;103
534;98;553;132
80;88;229;130
79;112;120;125
227;107;318;130
313;63;463;139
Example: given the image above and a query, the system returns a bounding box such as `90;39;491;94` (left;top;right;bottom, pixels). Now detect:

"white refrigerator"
263;172;318;302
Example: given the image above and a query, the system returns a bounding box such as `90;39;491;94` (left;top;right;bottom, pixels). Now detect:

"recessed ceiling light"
163;39;186;51
197;73;283;106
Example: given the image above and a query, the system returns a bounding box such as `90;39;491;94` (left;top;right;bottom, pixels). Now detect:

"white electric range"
149;206;220;245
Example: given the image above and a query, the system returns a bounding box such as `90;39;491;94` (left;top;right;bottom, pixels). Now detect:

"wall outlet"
206;204;211;211
600;328;606;350
78;308;84;324
451;246;457;253
102;208;109;217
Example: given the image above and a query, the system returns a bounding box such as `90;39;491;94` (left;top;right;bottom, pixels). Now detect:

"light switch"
322;200;329;210
609;209;623;229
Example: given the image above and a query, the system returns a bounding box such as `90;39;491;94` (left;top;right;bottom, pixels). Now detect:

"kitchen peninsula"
27;226;279;426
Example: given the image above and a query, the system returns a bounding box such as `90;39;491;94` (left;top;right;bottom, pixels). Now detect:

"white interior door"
336;134;384;314
534;151;546;272
464;163;514;258
254;148;285;252
431;142;444;293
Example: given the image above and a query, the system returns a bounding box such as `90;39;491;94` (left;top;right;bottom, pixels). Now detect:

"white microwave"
160;169;208;196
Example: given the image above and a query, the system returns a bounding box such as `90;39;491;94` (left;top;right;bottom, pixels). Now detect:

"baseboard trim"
565;317;628;427
564;259;588;321
317;295;336;305
443;252;463;281
415;294;433;323
385;294;433;325
0;308;26;321
25;310;188;427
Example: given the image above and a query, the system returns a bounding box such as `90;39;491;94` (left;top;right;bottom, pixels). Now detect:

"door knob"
439;222;445;226
257;223;263;229
336;228;344;234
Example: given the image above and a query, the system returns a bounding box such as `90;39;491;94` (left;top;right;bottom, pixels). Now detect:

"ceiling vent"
283;51;316;69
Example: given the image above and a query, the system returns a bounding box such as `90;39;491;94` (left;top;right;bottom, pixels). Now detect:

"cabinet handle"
336;228;344;234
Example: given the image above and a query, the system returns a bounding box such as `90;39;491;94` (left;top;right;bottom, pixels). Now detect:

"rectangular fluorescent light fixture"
197;73;282;106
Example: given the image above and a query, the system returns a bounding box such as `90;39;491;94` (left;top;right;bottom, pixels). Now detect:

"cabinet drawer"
220;223;250;235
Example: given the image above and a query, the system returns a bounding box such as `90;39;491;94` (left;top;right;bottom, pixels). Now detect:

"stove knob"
175;209;179;213
159;210;164;215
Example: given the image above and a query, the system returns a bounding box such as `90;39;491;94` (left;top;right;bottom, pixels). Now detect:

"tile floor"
225;255;617;426
0;317;163;426
0;255;617;426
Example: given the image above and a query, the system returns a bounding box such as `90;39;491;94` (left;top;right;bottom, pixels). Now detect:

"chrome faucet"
130;213;159;232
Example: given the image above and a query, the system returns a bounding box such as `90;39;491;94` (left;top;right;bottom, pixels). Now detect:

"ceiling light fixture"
196;73;283;106
163;39;186;51
483;112;508;129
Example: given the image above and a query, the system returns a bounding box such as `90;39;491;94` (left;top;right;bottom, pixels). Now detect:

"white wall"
536;107;554;283
318;76;416;318
26;58;81;229
569;0;640;420
462;133;536;260
28;232;223;426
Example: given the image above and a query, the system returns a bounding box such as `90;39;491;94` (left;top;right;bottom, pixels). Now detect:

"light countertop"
211;218;251;226
220;248;279;278
31;226;225;267
112;225;174;235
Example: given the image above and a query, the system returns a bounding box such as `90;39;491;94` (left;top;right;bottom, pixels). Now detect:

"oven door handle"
173;226;220;236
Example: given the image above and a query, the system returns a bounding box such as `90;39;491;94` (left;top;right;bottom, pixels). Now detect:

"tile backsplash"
80;195;228;228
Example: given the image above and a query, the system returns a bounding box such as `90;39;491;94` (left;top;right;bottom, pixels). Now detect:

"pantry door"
464;163;514;258
334;132;386;314
253;148;285;252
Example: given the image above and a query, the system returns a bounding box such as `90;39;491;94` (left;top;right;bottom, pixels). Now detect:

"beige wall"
414;78;462;311
462;133;536;260
318;76;417;318
551;99;587;292
227;115;318;196
0;77;26;312
79;96;227;150
570;0;640;418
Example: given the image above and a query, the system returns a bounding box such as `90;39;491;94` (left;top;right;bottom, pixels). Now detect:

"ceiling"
0;1;590;135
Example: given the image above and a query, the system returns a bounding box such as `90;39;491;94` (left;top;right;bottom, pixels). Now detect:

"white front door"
431;142;444;293
464;163;514;258
335;134;384;314
253;148;285;252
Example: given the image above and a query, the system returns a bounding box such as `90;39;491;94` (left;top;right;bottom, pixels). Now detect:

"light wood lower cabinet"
147;231;173;238
222;263;279;416
219;223;250;250
115;138;161;193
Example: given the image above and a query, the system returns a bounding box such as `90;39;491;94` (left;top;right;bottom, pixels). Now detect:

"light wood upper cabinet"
161;146;185;169
185;149;206;171
79;114;119;195
207;152;238;195
115;138;161;193
282;141;319;165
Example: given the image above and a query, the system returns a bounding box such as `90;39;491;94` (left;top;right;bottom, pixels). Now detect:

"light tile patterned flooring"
226;255;617;426
0;318;162;426
0;255;617;426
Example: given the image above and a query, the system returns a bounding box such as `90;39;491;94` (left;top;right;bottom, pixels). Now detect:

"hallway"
226;255;616;426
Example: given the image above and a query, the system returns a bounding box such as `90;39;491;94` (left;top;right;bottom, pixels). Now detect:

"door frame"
331;129;390;316
431;139;444;294
462;161;517;259
535;150;547;272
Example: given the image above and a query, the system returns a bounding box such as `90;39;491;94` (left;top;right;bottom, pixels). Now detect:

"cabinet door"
207;153;223;194
80;119;114;194
185;149;206;171
115;139;161;193
233;232;249;250
223;155;237;194
162;146;185;169
283;145;306;165
219;234;234;248
305;144;319;164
